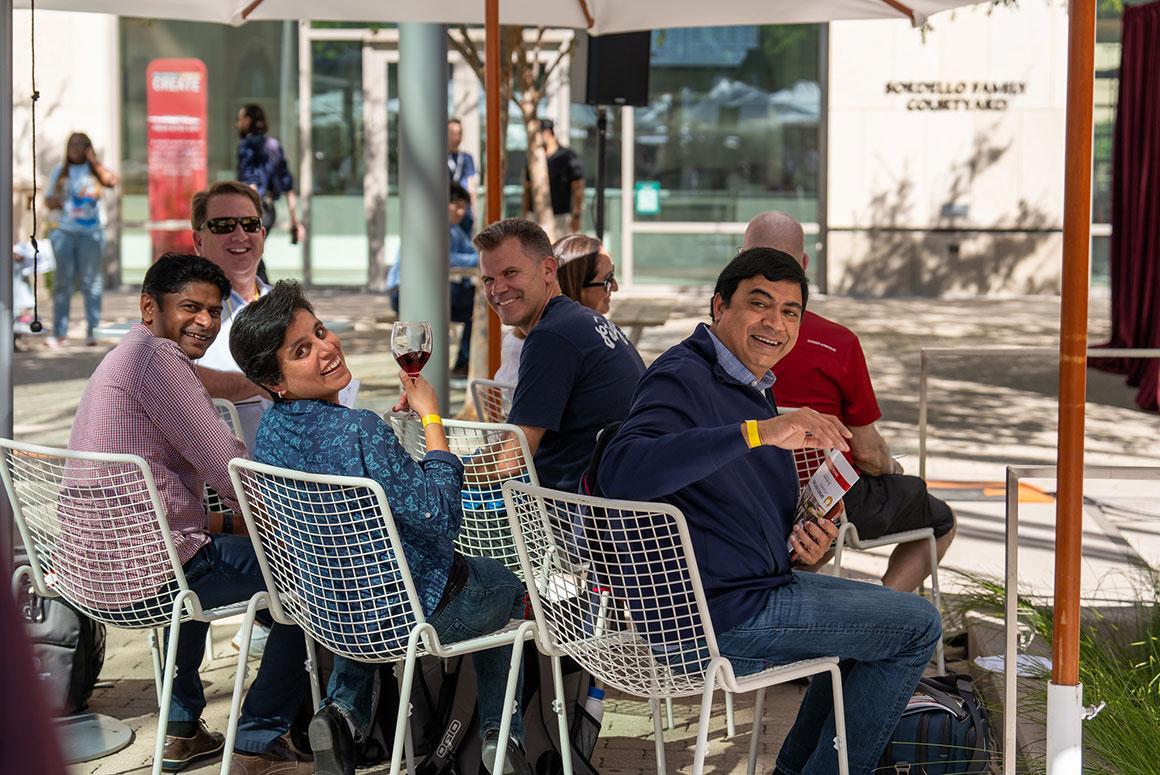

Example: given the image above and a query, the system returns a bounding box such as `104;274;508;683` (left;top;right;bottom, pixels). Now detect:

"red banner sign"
145;58;207;258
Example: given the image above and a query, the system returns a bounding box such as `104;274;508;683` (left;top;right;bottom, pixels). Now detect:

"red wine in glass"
391;321;433;379
394;349;431;377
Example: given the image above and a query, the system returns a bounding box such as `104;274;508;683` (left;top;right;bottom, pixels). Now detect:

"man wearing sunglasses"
189;181;273;449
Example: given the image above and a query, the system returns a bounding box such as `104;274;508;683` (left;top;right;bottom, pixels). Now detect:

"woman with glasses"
552;234;619;315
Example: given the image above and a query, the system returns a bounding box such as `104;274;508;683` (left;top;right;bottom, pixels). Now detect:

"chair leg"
665;697;675;730
549;655;575;775
829;664;850;775
391;634;426;775
747;687;766;775
153;594;192;775
650;698;668;775
303;635;322;711
220;594;266;775
691;680;718;775
928;533;945;675
724;690;736;738
832;527;848;578
491;624;532;775
148;628;165;704
202;627;215;668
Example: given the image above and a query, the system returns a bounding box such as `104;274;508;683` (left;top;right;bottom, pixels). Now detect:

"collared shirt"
68;323;248;570
705;327;777;392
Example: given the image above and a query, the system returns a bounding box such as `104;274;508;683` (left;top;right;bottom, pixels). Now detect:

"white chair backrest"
212;398;243;439
228;458;427;662
0;439;188;627
470;379;515;424
503;480;719;697
385;416;538;577
205;399;244;515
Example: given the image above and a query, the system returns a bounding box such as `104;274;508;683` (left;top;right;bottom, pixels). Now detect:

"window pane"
635;26;821;225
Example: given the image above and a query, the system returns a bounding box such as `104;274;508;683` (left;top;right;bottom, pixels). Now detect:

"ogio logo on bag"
436;719;462;758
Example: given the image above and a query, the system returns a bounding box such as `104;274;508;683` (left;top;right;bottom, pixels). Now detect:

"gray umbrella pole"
398;22;450;408
3;0;15;570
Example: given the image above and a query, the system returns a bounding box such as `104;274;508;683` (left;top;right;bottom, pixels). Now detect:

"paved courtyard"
11;285;1159;774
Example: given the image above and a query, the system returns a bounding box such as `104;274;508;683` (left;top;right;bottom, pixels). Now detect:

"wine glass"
391;320;433;378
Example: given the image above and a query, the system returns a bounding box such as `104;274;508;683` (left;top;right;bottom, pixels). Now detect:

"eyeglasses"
583;271;616;293
203;216;263;235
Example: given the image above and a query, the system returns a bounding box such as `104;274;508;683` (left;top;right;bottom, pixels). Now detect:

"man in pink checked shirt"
68;253;313;775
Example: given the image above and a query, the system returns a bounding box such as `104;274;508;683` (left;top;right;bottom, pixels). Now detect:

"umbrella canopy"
14;0;977;30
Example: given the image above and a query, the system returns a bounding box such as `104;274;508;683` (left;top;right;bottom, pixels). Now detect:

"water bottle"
574;684;605;758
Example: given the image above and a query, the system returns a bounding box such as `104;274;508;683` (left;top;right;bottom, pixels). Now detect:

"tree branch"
448;26;485;82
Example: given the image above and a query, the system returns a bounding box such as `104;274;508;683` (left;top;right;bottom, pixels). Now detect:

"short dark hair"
711;248;808;321
473;218;553;263
229;280;315;400
539;118;555;134
240;103;268;135
190;180;262;231
142;253;230;304
450;182;470;204
448;117;462;128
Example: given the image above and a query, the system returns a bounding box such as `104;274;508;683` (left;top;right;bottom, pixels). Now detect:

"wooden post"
1052;0;1095;690
484;0;502;376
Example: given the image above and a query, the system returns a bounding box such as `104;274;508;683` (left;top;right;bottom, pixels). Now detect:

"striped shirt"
69;323;247;567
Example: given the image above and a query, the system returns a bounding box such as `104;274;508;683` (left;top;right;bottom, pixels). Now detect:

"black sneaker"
481;730;533;775
308;704;356;775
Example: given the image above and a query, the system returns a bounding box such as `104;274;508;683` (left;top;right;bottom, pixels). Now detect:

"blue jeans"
49;228;104;339
715;572;941;775
171;535;372;753
427;555;527;741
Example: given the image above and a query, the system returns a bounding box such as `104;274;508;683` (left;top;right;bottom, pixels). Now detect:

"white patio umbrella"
2;2;1095;773
14;0;979;30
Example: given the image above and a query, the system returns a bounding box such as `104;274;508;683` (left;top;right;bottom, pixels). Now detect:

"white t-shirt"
197;280;272;450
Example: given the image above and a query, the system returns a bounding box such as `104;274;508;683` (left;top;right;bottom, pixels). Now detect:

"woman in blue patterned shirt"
230;281;530;775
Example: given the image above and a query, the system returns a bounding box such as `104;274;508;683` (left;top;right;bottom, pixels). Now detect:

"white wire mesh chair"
386;415;540;579
228;458;535;775
0;438;265;775
502;481;849;775
790;441;945;674
470;379;516;423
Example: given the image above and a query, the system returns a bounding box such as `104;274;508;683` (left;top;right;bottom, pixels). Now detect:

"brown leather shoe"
161;720;225;772
228;738;313;775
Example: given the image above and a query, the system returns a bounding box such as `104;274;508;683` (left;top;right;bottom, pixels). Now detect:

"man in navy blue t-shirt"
474;219;644;491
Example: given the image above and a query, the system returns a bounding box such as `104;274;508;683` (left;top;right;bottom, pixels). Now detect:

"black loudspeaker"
570;31;651;107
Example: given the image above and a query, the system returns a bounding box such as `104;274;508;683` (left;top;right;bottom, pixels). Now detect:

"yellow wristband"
744;419;762;449
421;413;443;429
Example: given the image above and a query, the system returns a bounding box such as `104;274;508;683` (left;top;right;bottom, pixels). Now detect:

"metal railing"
1001;465;1159;775
918;347;1160;479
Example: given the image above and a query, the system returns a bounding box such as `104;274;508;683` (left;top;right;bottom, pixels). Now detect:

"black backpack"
351;647;600;775
15;560;106;716
877;672;994;774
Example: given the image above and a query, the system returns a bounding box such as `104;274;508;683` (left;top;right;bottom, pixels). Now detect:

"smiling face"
268;308;352;404
710;276;803;377
580;250;617;316
140;281;223;359
479;237;559;334
192;192;265;291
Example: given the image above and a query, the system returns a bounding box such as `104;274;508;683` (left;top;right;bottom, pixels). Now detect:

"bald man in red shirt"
744;212;955;592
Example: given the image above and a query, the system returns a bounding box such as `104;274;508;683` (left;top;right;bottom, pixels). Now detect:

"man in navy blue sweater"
599;249;941;775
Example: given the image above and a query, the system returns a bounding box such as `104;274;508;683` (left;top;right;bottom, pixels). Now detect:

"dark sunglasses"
203;216;263;235
583;270;616;293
